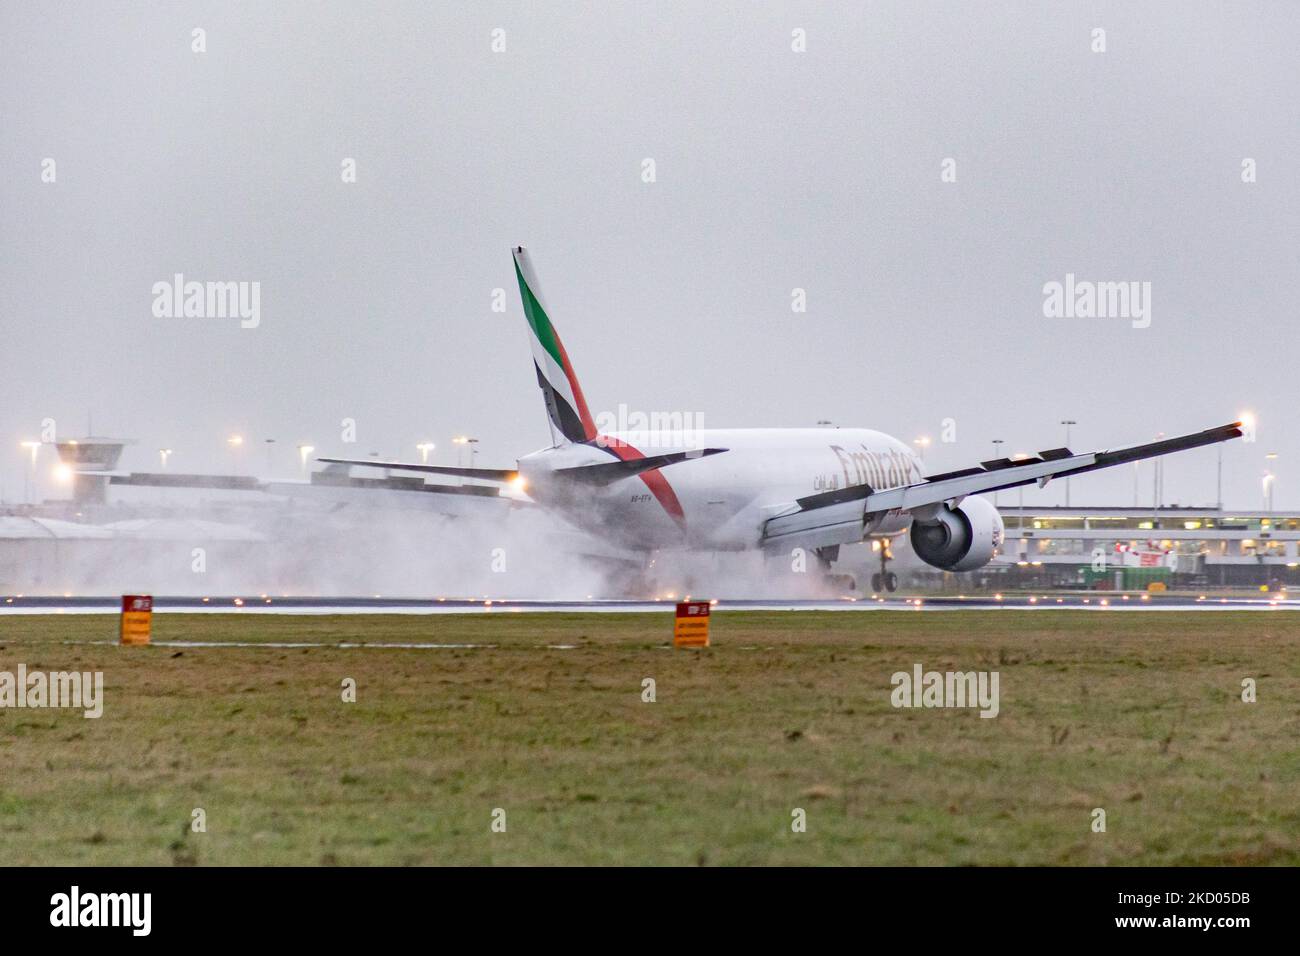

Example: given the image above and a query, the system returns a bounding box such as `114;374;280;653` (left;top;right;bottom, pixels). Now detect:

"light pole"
1015;452;1027;517
417;442;435;465
159;448;172;470
453;436;479;485
1265;452;1278;513
297;443;315;477
1216;444;1223;511
991;440;1004;506
912;436;930;462
1152;432;1165;509
1060;420;1076;507
20;441;40;504
227;434;243;474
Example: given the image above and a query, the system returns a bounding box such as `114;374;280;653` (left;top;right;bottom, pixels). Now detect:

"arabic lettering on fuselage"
812;473;840;492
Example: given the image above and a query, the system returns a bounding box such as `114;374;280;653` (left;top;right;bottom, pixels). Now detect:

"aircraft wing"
96;464;530;517
315;458;519;482
762;421;1243;550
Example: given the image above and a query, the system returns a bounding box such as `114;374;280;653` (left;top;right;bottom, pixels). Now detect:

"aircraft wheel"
871;573;883;592
885;572;899;592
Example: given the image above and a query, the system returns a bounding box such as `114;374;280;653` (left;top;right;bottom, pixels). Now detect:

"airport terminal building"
990;506;1300;589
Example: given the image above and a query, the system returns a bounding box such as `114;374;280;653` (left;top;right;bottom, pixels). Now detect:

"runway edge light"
120;595;152;646
673;600;711;648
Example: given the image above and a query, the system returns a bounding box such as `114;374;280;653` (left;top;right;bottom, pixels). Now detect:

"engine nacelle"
908;496;1004;572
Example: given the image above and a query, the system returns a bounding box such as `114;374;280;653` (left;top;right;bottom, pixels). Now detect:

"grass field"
0;610;1297;866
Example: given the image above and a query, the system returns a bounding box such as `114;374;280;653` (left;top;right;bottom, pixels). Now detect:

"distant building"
995;506;1300;588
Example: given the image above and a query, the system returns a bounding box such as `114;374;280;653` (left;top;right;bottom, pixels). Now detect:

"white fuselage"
517;428;924;551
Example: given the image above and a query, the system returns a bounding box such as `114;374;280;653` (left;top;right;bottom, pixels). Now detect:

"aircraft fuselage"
517;428;923;551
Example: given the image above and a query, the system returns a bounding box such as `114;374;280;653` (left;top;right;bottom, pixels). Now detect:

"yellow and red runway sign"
673;601;710;648
120;594;152;646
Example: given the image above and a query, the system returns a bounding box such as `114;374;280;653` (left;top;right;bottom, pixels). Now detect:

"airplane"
320;246;1244;593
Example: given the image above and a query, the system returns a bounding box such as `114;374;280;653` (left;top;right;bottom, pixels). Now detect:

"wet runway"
3;593;1297;613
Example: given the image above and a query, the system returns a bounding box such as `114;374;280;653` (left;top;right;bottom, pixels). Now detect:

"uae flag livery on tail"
513;246;598;444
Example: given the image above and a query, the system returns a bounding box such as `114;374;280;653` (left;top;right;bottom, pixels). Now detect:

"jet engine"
908;495;1005;572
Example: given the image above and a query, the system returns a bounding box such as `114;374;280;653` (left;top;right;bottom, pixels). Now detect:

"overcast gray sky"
2;1;1297;509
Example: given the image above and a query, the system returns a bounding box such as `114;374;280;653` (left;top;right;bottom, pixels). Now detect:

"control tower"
54;437;131;504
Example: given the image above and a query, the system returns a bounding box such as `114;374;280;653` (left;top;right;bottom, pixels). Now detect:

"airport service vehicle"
322;247;1243;591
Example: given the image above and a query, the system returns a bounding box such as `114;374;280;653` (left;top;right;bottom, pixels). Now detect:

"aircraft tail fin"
512;246;598;445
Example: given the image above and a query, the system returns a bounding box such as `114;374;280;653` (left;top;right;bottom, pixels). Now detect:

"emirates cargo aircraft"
322;247;1243;591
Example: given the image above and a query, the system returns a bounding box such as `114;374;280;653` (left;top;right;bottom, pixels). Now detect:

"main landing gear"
870;540;898;593
814;545;858;592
